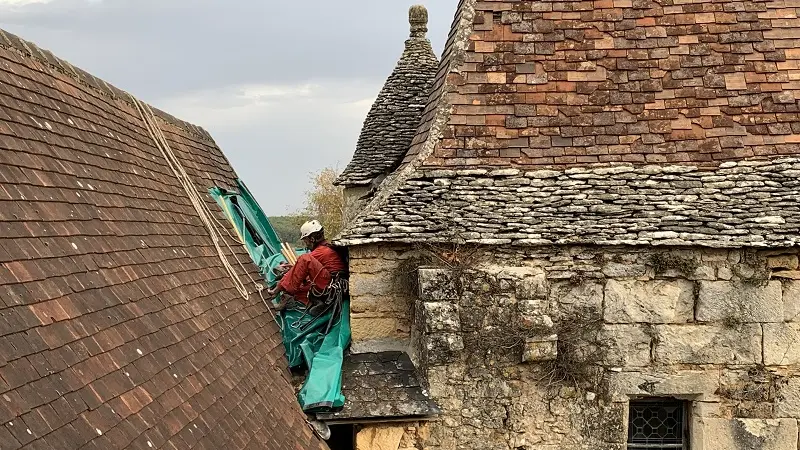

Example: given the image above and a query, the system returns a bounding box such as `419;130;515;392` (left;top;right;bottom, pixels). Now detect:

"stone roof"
334;5;440;187
338;159;800;248
315;352;440;423
338;0;800;249
0;29;327;449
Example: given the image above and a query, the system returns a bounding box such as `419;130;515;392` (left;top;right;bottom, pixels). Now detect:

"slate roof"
0;29;327;449
338;0;800;248
337;160;800;248
334;6;440;187
314;352;440;423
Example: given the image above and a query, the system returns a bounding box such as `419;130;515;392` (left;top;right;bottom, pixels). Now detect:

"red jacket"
278;242;345;302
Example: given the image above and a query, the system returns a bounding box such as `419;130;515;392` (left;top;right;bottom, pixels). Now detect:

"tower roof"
335;5;439;187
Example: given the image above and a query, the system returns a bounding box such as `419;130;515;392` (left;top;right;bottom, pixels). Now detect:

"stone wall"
348;245;427;350
348;243;800;449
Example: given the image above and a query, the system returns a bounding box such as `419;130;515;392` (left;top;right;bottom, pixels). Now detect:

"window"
628;399;689;449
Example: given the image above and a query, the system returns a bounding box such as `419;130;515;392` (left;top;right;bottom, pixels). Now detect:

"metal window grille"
627;399;688;450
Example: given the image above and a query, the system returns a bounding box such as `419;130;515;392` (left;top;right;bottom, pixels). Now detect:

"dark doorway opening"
326;424;355;450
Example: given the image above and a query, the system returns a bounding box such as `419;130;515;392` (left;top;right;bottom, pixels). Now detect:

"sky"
0;0;455;214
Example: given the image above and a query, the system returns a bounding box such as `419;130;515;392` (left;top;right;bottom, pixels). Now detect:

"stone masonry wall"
348;245;426;349
349;243;800;450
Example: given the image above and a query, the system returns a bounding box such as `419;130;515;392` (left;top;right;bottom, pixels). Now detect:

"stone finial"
409;5;429;37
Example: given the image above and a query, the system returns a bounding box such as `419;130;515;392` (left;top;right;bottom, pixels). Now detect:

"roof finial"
409;5;428;37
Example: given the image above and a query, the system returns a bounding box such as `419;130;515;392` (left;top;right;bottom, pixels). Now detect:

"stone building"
336;1;800;449
0;29;327;449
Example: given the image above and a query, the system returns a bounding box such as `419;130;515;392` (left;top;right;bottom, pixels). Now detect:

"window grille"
627;399;688;450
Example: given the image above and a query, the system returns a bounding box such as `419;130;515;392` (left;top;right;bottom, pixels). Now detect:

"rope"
130;96;252;299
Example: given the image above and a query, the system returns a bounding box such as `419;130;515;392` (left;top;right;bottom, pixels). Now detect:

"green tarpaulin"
209;180;350;412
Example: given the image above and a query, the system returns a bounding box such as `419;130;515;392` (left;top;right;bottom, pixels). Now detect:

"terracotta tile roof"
335;6;440;187
338;0;800;248
0;29;327;450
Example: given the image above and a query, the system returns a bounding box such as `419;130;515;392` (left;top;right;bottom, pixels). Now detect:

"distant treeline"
268;215;309;247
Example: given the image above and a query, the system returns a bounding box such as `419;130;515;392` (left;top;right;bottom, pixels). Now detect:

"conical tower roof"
336;5;439;187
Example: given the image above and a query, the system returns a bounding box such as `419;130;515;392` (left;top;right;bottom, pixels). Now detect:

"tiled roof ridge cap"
336;0;478;232
0;28;215;143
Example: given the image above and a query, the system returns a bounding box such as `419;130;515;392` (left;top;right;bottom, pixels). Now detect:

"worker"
267;220;347;311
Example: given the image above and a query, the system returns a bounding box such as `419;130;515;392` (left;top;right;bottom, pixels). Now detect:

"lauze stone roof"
315;351;440;423
335;6;440;187
338;159;800;248
339;0;800;248
0;29;327;449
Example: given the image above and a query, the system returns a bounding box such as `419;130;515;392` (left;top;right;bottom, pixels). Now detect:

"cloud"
154;79;379;214
0;0;457;213
0;0;53;6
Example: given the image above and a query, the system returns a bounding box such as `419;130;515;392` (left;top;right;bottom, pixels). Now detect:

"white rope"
130;96;252;299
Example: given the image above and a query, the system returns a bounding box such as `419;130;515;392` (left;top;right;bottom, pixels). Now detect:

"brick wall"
426;0;800;168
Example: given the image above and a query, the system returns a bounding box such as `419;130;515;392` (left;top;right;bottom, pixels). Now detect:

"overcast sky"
0;0;454;215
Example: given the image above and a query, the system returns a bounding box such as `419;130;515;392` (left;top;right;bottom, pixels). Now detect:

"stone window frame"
627;397;691;450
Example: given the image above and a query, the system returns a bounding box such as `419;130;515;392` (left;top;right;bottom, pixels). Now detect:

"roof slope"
0;29;327;449
339;0;800;248
315;351;440;423
335;5;439;187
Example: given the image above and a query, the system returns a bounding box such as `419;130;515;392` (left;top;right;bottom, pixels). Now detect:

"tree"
302;167;344;238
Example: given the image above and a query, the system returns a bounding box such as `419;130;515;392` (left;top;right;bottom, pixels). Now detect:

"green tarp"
209;180;350;412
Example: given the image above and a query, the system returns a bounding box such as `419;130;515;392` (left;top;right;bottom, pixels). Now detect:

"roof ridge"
337;0;477;235
0;27;215;143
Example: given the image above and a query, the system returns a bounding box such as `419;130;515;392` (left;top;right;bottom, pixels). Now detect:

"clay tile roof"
337;0;800;248
0;28;327;450
334;5;440;187
314;352;440;423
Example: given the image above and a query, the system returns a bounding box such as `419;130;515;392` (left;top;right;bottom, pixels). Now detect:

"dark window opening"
628;398;689;450
326;424;355;450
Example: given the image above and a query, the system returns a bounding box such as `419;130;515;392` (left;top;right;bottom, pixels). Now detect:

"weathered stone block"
522;335;557;363
549;281;603;317
356;425;404;450
696;281;783;323
764;323;800;365
603;325;652;367
692;418;798;450
654;325;762;365
604;279;694;324
518;299;553;330
422;302;460;333
785;282;800;322
606;370;721;402
351;316;408;341
776;378;800;418
417;268;458;301
768;254;799;270
424;334;463;366
515;273;547;299
350;272;394;297
602;262;646;278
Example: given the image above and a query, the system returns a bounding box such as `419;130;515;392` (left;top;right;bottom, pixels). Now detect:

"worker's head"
299;220;325;250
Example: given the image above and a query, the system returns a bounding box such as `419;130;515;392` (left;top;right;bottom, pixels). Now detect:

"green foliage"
268;215;309;246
